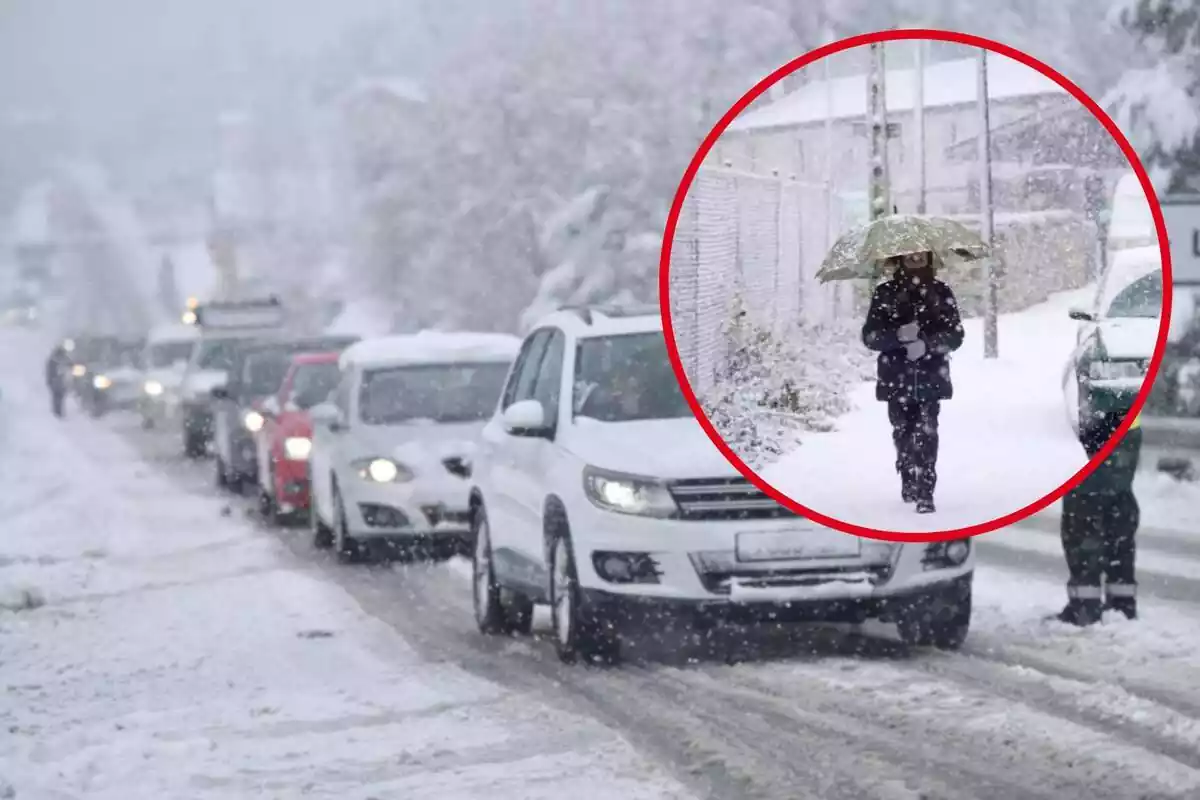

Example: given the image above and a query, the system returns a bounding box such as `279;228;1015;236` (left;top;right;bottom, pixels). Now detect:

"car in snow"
79;337;146;418
255;351;347;524
1063;245;1162;435
137;323;200;430
211;335;359;494
177;299;286;458
468;304;975;664
307;331;520;562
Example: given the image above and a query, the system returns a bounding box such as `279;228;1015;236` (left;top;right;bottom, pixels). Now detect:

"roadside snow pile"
701;292;872;469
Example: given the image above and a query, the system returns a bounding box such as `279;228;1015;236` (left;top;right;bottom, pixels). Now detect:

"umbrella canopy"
816;214;992;283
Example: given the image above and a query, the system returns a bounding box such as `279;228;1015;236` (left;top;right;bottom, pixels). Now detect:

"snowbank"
0;332;690;800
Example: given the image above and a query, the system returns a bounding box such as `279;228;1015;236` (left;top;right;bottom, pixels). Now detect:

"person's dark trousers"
50;388;65;418
1059;490;1107;624
887;399;940;501
1103;490;1139;619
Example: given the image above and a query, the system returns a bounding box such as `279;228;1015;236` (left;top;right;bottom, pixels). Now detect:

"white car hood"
1097;318;1158;360
143;366;187;390
361;421;485;477
181;370;228;398
102;366;143;384
566;417;740;480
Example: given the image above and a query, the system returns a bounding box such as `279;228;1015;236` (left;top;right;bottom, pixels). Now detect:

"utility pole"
822;29;840;318
913;39;927;215
867;41;891;223
977;47;999;358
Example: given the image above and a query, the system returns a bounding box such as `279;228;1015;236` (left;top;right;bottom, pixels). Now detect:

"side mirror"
1068;307;1095;322
310;402;344;431
502;399;552;438
443;455;472;479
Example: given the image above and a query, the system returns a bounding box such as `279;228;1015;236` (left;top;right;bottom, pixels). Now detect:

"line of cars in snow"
67;298;976;665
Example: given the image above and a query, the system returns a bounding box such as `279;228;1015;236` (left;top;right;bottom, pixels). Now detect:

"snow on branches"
701;290;873;469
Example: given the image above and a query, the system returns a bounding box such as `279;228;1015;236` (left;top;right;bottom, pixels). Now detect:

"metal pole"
824;37;839;317
977;48;999;358
914;39;927;215
867;42;891;222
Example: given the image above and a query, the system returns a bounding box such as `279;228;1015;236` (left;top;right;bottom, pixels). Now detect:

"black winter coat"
1074;415;1142;495
45;350;69;392
861;272;965;403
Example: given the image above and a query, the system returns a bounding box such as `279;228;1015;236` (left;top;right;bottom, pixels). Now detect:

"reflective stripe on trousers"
1067;584;1103;600
1106;582;1137;598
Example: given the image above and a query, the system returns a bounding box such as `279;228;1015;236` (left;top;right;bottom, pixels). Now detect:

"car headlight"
71;364;87;377
243;410;265;432
353;457;414;483
283;436;312;461
582;466;679;518
1088;360;1145;381
93;374;112;390
144;380;164;396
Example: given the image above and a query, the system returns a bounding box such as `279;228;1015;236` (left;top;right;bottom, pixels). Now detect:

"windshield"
1105;272;1162;319
148;341;194;368
290;362;341;410
242;353;290;397
358;362;509;425
572;332;692;422
195;339;246;371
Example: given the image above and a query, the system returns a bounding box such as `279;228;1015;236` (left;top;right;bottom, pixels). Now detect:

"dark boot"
1051;599;1103;627
915;497;935;514
901;474;916;504
1105;597;1137;620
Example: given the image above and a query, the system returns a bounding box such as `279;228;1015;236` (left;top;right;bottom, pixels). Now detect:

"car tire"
896;576;972;651
332;485;362;564
310;489;334;550
549;528;619;665
183;417;206;459
472;506;533;636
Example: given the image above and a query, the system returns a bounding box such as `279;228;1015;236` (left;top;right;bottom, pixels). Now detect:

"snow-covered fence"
669;166;841;397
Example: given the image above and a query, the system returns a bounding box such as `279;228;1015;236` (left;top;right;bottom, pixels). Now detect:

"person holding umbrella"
861;251;965;513
816;214;988;515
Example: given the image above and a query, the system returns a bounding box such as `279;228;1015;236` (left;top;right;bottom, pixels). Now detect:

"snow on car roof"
1099;245;1162;312
340;331;521;370
146;323;200;344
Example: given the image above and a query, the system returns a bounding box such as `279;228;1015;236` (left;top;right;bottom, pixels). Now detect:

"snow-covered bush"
700;291;873;468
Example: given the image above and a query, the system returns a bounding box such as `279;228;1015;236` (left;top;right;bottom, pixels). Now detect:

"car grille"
421;504;471;528
694;562;893;596
667;477;796;521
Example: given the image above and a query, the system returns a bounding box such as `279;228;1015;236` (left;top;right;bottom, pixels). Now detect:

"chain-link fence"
668;166;851;397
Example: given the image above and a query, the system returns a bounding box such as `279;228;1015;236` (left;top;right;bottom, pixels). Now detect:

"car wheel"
183;418;206;459
549;530;619;665
332;485;362;564
310;488;334;550
896;576;972;651
472;506;533;636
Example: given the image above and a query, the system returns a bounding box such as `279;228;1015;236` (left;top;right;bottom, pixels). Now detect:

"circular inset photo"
663;30;1170;541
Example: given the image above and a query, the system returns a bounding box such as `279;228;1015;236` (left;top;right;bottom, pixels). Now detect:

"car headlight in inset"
71;364;87;377
144;380;164;396
283;436;312;461
243;410;265;432
93;374;112;390
582;466;679;518
353;457;414;483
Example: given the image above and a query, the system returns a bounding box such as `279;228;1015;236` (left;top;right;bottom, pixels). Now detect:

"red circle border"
658;27;1174;544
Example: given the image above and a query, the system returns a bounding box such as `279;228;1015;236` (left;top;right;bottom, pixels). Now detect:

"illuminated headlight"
283;436;312;461
582;466;679;518
71;364;87;377
93;374;112;390
243;410;265;432
353;457;414;483
1089;360;1145;381
181;310;197;325
143;380;164;397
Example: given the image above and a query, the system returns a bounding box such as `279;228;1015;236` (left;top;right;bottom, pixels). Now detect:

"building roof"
727;53;1066;133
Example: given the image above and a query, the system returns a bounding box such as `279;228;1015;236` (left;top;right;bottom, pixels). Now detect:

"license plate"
735;528;861;563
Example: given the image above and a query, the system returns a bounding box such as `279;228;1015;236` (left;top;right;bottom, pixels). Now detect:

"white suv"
468;305;974;663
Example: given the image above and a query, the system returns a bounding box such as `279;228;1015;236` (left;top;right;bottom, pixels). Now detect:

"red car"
256;351;344;524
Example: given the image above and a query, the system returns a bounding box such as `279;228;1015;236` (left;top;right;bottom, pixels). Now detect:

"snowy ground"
762;287;1116;534
6;321;1200;798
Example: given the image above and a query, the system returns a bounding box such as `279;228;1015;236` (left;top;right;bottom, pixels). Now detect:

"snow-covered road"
5;326;1200;799
761;287;1116;533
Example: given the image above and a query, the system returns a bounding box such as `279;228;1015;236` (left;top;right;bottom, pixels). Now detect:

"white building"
711;49;1074;215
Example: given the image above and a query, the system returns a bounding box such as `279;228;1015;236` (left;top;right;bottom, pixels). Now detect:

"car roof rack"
556;302;659;325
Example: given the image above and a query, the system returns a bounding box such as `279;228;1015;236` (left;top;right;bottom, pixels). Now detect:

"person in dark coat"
45;344;71;418
861;251;965;514
1054;410;1141;626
